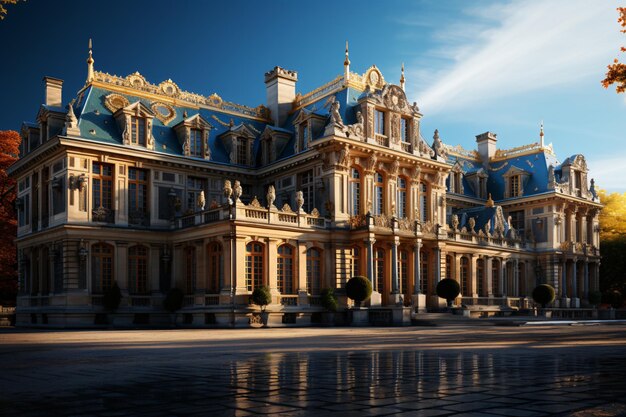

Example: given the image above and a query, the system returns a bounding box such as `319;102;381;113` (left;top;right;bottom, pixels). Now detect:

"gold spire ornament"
400;62;405;91
539;121;544;148
86;38;94;83
344;40;350;82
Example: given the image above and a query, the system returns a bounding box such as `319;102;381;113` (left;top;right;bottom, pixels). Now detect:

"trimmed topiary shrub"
532;284;556;308
102;282;122;311
588;290;602;307
163;288;184;313
251;285;272;311
436;278;461;307
346;276;372;308
320;288;338;312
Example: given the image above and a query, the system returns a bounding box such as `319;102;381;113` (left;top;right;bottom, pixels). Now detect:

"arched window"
184;246;196;294
306;247;322;295
460;256;469;296
420;249;429;294
420;183;428;222
374;172;384;215
207;242;222;293
492;259;500;296
128;245;148;294
397;177;407;218
476;258;485;297
375;247;385;294
349;168;361;215
246;242;264;291
398;249;409;295
91;243;114;294
277;244;295;294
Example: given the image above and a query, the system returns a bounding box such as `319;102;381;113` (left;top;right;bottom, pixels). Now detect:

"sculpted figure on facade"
432;129;447;160
266;185;276;209
296;191;305;213
233;180;242;202
223;180;233;204
197;190;206;211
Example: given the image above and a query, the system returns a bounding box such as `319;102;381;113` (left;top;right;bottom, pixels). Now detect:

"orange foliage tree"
0;130;20;305
602;7;626;93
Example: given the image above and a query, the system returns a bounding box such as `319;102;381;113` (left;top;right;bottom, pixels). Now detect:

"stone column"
486;256;493;297
389;237;401;305
500;259;506;297
513;259;519;297
561;260;569;308
433;247;441;284
583;261;589;301
266;238;279;298
366;237;375;290
571;258;579;307
469;254;477;297
412;239;426;313
297;241;309;306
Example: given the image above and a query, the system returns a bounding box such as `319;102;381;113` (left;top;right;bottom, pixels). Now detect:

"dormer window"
173;114;213;160
502;166;530;198
113;101;155;150
130;116;147;146
298;122;309;152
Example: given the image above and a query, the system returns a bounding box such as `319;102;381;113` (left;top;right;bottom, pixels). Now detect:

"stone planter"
351;308;369;326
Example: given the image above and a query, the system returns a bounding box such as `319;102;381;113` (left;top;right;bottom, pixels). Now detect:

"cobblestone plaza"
1;325;626;416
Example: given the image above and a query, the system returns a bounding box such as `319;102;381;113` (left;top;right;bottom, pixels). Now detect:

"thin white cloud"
588;156;626;193
411;0;621;115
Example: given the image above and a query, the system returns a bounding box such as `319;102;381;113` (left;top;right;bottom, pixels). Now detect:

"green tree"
602;7;626;93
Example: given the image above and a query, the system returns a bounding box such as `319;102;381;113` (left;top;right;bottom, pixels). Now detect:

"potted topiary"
102;282;122;321
163;287;184;326
251;285;272;327
532;284;556;317
319;288;338;325
346;276;372;308
436;278;461;309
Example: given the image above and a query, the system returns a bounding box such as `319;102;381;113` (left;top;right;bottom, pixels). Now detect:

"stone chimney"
476;131;497;162
264;66;297;127
43;76;63;107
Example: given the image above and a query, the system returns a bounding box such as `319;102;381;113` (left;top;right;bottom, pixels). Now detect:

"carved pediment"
502;165;530;178
564;154;588;171
260;126;291;163
173;114;214;159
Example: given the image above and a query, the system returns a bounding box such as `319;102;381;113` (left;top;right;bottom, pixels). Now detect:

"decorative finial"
86;38;94;83
486;193;494;207
539;120;544;147
400;62;405;91
344;40;350;82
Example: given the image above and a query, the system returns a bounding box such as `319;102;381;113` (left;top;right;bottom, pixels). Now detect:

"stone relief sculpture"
223;180;233;204
296;191;305;213
197;191;206;211
468;217;476;233
432;129;448;160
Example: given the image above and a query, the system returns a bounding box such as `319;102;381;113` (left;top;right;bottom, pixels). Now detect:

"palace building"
9;44;602;327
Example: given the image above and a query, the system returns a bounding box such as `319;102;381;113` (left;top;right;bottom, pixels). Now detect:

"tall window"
460;257;469;296
374;109;385;135
509;210;525;237
128;168;148;226
245;242;264;291
128;245;148;294
349;168;361;215
299;123;308;151
91;243;113;294
306;248;322;295
351;246;361;278
92;162;113;222
185;246;196;294
478;177;487;199
420;183;428;222
298;170;314;213
374;172;384;215
400;118;408;142
397;177;407;218
130;116;146;146
375;248;385;294
207;243;222;293
277;244;295;295
236;137;248;165
420;250;429;294
492;260;500;296
510;175;520;197
398;249;408;295
477;258;485;296
186;177;206;212
190;129;202;157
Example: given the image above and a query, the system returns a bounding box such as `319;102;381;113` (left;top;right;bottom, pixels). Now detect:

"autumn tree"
598;189;626;305
602;7;626;93
0;130;20;306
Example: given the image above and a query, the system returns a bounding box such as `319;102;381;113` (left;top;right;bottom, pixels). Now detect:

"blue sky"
1;0;624;191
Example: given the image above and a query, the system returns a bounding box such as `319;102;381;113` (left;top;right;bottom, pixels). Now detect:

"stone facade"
8;47;602;327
